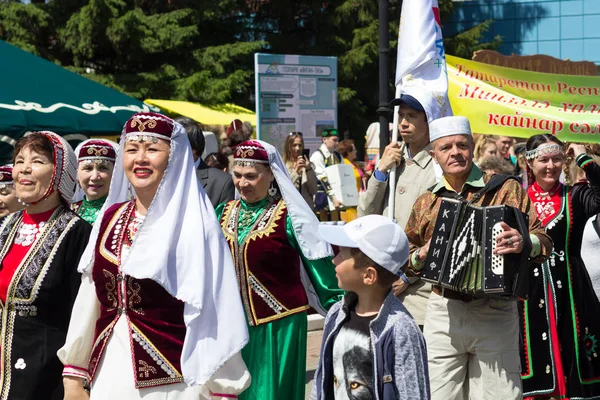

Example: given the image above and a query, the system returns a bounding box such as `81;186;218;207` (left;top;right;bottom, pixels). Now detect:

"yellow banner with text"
447;55;600;143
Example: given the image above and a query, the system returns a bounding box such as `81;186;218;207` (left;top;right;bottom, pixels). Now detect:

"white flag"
395;0;452;120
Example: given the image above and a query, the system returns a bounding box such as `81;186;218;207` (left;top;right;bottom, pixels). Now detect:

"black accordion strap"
468;174;518;204
429;173;518;203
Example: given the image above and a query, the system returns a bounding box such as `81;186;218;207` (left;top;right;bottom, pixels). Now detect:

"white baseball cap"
318;215;409;275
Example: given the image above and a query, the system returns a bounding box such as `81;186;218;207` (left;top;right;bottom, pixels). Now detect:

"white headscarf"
26;131;78;204
77;113;248;385
72;139;119;203
236;140;333;260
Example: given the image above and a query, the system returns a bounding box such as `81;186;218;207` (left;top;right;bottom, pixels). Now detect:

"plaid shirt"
405;165;552;273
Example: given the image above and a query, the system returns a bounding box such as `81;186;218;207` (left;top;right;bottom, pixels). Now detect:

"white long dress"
581;215;600;301
57;246;250;400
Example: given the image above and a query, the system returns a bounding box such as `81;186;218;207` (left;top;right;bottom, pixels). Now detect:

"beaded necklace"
125;209;145;247
238;197;271;230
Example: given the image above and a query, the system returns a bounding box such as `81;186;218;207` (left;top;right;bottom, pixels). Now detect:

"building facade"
445;0;600;65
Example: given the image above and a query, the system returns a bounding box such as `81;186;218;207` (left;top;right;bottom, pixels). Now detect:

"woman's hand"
295;156;307;174
63;376;90;400
303;156;312;171
567;143;587;159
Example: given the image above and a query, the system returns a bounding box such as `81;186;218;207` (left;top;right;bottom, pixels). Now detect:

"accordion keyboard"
491;223;504;275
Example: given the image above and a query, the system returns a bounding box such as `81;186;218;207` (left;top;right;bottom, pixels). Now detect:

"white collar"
319;143;333;157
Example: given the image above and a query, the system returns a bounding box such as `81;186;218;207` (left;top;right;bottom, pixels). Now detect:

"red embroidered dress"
0;208;55;302
0;206;91;400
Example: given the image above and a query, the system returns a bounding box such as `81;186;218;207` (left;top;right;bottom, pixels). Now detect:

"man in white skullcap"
403;116;553;400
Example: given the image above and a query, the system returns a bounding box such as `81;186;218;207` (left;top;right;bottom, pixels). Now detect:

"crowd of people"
0;96;598;400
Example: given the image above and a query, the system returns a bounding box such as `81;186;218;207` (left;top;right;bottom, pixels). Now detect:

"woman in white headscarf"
59;112;250;399
0;132;91;400
215;140;343;400
71;139;118;224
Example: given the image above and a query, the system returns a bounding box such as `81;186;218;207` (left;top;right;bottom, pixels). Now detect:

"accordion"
421;198;531;300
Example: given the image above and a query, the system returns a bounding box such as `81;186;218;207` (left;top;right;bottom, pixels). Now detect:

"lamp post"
377;0;391;157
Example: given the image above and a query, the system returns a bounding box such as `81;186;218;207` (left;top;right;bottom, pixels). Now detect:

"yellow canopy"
144;99;255;126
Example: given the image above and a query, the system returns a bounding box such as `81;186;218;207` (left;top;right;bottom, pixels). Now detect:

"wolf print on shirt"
332;326;374;400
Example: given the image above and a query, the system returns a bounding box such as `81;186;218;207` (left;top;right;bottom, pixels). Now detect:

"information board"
254;54;338;154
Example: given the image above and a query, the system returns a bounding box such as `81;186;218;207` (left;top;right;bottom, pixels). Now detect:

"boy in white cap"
311;215;430;400
358;88;441;331
404;115;552;399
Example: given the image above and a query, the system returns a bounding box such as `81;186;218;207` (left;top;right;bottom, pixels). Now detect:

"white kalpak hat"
318;215;409;275
429;116;472;142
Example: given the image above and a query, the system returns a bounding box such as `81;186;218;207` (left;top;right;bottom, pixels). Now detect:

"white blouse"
57;270;250;400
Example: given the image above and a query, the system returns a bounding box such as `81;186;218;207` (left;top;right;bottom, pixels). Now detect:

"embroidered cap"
318;215;409;276
321;128;339;138
0;165;13;187
429;116;472;142
125;112;174;143
77;139;118;164
525;143;564;160
226;119;243;137
233;140;270;166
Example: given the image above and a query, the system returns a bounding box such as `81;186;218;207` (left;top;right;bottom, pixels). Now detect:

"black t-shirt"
332;310;377;400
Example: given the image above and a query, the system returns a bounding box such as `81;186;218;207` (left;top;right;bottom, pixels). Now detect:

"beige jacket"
287;164;319;211
358;144;437;325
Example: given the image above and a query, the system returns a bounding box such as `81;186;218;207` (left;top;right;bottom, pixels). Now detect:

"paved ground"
305;330;324;399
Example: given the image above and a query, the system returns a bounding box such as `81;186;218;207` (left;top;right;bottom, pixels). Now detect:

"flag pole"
377;0;391;161
387;84;402;220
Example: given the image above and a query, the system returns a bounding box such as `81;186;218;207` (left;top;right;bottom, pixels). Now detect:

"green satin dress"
216;198;343;400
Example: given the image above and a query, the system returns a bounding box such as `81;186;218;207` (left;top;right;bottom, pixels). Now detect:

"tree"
0;1;51;57
55;0;264;105
0;0;501;147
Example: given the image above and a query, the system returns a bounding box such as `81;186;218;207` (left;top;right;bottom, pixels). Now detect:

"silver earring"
268;183;278;197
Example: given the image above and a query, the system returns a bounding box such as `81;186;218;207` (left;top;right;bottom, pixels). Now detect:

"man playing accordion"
404;116;552;400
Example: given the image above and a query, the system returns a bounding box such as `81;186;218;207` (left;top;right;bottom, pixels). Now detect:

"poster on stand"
325;164;359;211
254;54;338;154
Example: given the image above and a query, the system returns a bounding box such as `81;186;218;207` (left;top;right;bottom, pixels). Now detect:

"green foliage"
0;0;501;147
0;1;50;56
444;20;503;59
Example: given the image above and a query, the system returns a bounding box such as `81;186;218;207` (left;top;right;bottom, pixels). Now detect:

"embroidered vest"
220;199;309;326
88;202;186;389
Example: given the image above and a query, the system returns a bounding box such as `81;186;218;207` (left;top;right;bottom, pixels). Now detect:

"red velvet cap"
125;112;174;142
0;165;13;184
233;140;269;165
78;139;117;163
226;119;243;137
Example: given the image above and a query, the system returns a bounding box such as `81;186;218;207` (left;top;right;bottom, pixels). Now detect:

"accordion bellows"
422;198;532;300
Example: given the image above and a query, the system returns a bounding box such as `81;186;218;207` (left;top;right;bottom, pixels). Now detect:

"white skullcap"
429;116;472;142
